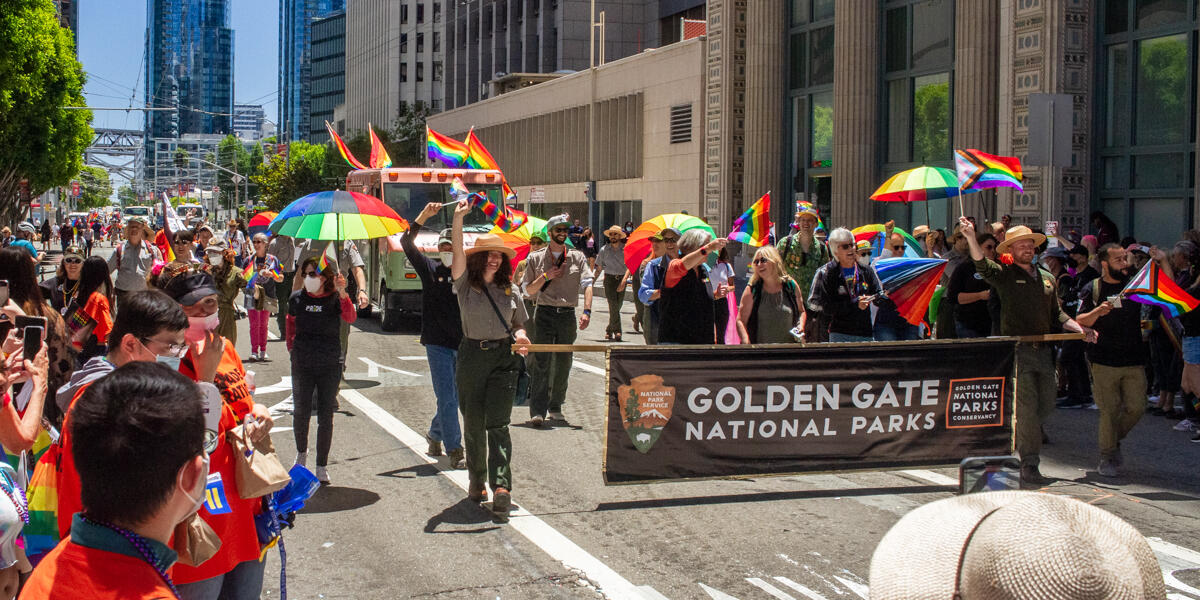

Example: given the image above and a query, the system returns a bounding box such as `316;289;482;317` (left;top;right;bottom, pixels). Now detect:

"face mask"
857;255;872;267
156;354;182;371
440;252;453;267
185;312;220;342
304;275;324;294
208;255;223;266
179;455;210;519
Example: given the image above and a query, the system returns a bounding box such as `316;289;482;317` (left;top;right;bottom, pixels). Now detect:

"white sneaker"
1173;418;1197;432
294;452;307;468
315;466;330;484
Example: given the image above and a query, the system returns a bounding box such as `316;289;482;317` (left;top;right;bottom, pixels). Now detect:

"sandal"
605;332;612;340
613;333;622;342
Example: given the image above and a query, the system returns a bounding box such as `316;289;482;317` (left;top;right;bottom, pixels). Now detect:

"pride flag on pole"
464;128;501;170
368;123;393;169
727;192;772;247
326;121;368;170
427;127;469;167
954;149;1023;192
1123;261;1200;318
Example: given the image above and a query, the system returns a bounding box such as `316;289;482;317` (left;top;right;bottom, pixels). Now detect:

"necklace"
0;471;27;525
78;514;181;599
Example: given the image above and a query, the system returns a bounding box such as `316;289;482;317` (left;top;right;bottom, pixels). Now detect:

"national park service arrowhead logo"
617;374;674;453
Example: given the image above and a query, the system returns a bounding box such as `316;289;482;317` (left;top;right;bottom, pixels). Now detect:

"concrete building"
309;11;346;144
279;0;345;142
232;104;266;141
427;37;705;227
139;134;226;193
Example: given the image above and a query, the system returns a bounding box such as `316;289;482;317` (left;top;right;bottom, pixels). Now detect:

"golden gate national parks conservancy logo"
618;374;675;453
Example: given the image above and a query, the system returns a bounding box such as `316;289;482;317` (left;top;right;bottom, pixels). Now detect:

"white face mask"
208;254;223;267
156;354;182;371
304;275;324;294
179;454;210;519
857;255;872;267
440;252;453;267
185;312;220;342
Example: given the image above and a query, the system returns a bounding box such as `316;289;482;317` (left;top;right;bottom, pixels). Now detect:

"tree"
388;101;432;166
215;135;252;209
251;141;339;212
75;166;113;209
116;185;136;206
0;0;93;224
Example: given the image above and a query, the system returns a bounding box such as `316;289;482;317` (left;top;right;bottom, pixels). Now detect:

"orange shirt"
80;292;113;345
19;538;176;600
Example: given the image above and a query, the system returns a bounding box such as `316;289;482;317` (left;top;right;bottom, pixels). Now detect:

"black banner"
604;340;1016;484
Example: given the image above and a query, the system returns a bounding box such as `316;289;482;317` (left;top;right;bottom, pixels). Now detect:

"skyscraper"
144;0;235;140
279;0;345;142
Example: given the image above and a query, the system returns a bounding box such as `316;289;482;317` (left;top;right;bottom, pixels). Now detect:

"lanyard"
78;515;181;599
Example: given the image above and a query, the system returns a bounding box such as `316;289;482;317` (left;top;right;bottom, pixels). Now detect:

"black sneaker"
1020;465;1052;488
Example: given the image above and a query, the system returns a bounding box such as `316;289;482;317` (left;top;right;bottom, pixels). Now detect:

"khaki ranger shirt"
452;275;528;340
521;247;592;308
975;257;1070;336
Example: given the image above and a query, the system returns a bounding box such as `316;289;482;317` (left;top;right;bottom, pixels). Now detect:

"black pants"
292;363;340;467
1060;340;1092;401
713;298;729;345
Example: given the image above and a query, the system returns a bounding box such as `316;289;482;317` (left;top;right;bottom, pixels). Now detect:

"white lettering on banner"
850;413;936;434
685;418;838;441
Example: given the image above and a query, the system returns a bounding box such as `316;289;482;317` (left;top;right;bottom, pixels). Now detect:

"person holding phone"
807;228;885;343
1;247;73;425
286;257;356;484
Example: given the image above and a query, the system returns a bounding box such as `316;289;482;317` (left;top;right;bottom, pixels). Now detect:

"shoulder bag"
482;286;529;406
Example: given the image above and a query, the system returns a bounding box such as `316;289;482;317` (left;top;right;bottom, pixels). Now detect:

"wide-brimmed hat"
204;238;228;253
603;225;627;241
869;491;1165;600
997;225;1047;253
465;233;516;259
161;270;220;306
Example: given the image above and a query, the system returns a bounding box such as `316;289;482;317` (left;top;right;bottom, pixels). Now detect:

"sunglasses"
661;237;680;243
890;245;904;251
63;257;82;264
753;257;769;265
552;228;570;234
858;251;872;257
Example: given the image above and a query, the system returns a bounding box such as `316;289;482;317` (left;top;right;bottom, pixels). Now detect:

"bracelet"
583;309;592;316
700;248;708;256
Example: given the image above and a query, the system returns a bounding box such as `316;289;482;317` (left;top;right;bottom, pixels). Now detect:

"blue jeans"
874;322;920;341
426;344;462;450
177;559;266;600
829;332;873;343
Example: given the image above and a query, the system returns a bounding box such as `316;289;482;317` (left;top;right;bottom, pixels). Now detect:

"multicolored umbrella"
870;166;981;203
248;211;278;236
874;257;948;326
490;216;551;263
851;224;923;258
623;214;715;275
269;190;408;240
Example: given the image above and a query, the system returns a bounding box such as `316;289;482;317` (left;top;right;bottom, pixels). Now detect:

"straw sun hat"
603;225;627;241
465;233;516;259
996;225;1047;254
868;491;1165;600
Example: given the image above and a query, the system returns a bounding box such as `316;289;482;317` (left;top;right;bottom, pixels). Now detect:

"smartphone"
959;456;1021;494
22;325;43;361
0;280;8;319
14;315;46;338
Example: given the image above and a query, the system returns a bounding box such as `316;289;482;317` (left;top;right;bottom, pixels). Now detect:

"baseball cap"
161;270;220;306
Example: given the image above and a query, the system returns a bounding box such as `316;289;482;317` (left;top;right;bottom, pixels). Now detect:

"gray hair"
827;227;854;246
252;232;269;243
677;229;714;256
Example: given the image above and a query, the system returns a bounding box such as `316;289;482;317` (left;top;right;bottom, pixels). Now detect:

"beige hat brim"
997;232;1046;253
465;244;516;259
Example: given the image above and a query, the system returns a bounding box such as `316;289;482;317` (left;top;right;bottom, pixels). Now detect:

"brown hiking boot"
448;448;466;470
492;487;511;522
424;433;443;457
468;480;487;503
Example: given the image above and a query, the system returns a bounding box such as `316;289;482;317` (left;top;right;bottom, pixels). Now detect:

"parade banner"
604;340;1016;484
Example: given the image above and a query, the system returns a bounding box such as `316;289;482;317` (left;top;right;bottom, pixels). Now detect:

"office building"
144;0;234;139
233;104;266;141
279;0;346;142
309;10;346;144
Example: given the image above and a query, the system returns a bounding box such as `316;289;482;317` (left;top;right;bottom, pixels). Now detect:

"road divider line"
338;387;662;600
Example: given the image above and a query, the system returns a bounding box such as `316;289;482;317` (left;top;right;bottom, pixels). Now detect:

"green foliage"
116;185;136;205
0;0;93;223
75;166;113;209
1137;35;1188;144
216;134;254;209
251;140;340;212
913;79;950;164
173;147;190;169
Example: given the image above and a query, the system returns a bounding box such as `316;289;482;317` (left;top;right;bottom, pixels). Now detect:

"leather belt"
466;338;511;350
539;305;575;313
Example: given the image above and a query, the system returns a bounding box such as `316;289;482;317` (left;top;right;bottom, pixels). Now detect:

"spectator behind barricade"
869;239;920;342
596;226;629;342
22;362;207;600
868;491;1166;600
1058;244;1098;409
949;233;998;339
107;217;160;306
808;228;884;343
709;247;736;344
638;228;681;344
736;246;803;344
203;239;247;345
68;257;114;366
1076;244;1148;477
776;205;830;343
658;230;725;345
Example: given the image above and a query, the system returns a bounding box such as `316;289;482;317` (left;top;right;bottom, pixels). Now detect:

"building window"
400;62;408;83
417;62;424;82
808;26;834;86
417;33;424;53
433;31;440;52
810;90;833;167
669;104;693;143
401;4;408;24
401;33;408;53
433;61;443;81
883;0;955;165
433;1;441;22
417;3;425;23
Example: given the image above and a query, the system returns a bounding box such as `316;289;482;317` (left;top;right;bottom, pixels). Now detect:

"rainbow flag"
317;242;336;273
728;192;772;247
427;127;469;167
1123;261;1200;318
464;129;501;170
793;200;825;231
469;192;526;233
954;149;1023;192
368;123;393;168
326;121;368;170
242;262;257;290
450;177;471;200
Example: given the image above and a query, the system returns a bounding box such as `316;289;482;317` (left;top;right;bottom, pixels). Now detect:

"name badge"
204;473;232;515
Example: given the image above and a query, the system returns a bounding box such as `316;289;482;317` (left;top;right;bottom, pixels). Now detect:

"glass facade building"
308;11;346;144
145;0;234;139
279;0;345;142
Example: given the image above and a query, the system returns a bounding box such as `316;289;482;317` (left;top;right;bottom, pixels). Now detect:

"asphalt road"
66;243;1200;599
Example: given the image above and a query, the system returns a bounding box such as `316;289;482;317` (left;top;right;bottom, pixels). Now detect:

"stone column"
954;0;1000;220
742;0;787;210
831;3;879;228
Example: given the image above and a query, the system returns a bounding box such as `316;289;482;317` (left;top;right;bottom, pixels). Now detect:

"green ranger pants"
603;274;624;335
217;305;238;345
1015;344;1056;466
528;307;577;417
457;340;520;491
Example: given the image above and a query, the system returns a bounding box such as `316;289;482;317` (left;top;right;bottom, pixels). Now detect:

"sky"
78;1;279;155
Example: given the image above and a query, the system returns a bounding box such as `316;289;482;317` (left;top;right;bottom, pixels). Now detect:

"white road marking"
698;583;740;600
338;387;663;600
832;576;868;599
268;395;293;416
255;376;293;396
269;426;293;434
357;357;419;377
898;469;958;486
773;577;829;600
746;577;796;600
398;356;428;361
268;331;280;341
572;361;605;376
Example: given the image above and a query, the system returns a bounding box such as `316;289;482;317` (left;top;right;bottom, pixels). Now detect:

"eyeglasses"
141;337;189;357
890;245;904;251
63;257;82;264
661;237;680;243
753;258;769;265
858;251;872;257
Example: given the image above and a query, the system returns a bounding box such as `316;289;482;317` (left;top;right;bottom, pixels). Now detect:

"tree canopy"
0;0;93;224
75;166;113;209
251;141;340;212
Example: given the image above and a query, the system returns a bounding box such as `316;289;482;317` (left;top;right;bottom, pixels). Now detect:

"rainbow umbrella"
248;211;278;236
874;257;948;326
871;166;981;225
623;214;715;275
852;224;923;258
269;190;408;240
490;216;551;262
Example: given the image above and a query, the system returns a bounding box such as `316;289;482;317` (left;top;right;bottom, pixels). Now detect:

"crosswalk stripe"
772;577;829;600
745;577;796;600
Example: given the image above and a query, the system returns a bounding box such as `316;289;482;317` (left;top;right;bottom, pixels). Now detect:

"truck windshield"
382;182;504;233
123;207;150;217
